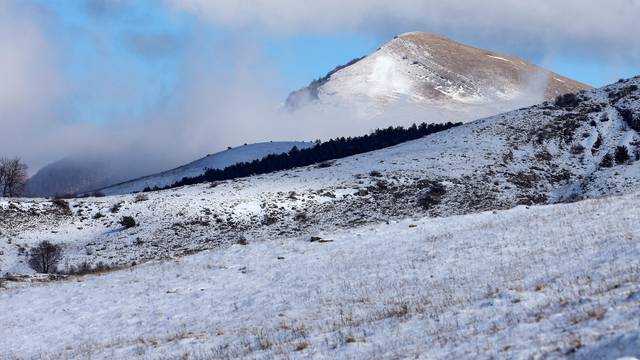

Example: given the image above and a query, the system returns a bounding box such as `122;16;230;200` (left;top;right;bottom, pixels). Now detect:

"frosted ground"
1;78;640;358
1;193;639;359
2;77;639;273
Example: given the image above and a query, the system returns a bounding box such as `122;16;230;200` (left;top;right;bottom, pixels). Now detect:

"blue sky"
29;0;381;123
30;0;638;125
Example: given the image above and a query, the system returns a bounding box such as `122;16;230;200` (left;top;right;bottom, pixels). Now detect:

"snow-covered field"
2;77;640;359
2;193;639;359
2;77;639;274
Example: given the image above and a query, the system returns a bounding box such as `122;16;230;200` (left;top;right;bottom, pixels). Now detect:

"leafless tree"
0;157;28;197
28;241;63;274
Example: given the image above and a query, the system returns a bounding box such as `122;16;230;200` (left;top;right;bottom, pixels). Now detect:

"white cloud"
168;0;640;59
0;2;66;165
0;2;62;122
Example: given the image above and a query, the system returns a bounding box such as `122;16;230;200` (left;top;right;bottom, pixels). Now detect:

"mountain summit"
286;32;591;119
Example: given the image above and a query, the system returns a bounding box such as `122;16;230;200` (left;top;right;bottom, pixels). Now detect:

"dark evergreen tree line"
147;121;461;192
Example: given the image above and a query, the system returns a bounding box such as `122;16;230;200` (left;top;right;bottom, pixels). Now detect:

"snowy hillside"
2;77;640;272
1;193;639;359
287;32;591;121
1;76;640;359
97;142;313;195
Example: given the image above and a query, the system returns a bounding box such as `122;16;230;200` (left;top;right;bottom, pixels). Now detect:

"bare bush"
134;193;149;203
615;146;630;164
554;93;580;108
110;202;123;213
51;198;71;215
120;216;137;228
63;261;114;276
570;144;585;155
600;153;614;168
28;241;63;274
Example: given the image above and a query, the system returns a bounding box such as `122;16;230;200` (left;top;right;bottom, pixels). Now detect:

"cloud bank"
0;2;65;167
168;0;640;60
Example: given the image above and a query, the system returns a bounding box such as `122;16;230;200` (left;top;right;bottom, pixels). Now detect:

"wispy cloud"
168;0;640;61
0;2;65;166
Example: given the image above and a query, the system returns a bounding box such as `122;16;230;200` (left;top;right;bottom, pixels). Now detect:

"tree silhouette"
28;241;63;274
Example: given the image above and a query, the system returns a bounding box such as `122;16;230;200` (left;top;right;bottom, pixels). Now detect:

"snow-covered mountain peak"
286;32;591;121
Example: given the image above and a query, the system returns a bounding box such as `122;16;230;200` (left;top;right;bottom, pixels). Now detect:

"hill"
1;76;639;359
1;191;639;359
2;76;639;271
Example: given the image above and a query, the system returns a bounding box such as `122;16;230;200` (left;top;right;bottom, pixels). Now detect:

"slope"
1;192;639;359
1;76;639;273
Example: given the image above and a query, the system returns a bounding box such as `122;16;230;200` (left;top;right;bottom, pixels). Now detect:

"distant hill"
95;141;313;195
24;154;155;198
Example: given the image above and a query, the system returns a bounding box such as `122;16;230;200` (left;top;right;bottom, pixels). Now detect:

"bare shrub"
554;93;580;108
416;181;446;209
134;193;149;203
110;202;123;213
51;198;71;215
63;261;114;276
570;144;585;155
600;153;614;168
615;146;630;164
28;241;63;274
120;216;137;228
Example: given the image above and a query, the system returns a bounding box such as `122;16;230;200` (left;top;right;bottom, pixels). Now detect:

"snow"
1;193;640;359
2;77;640;275
486;55;512;62
2;76;640;359
98;141;313;195
291;32;590;123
